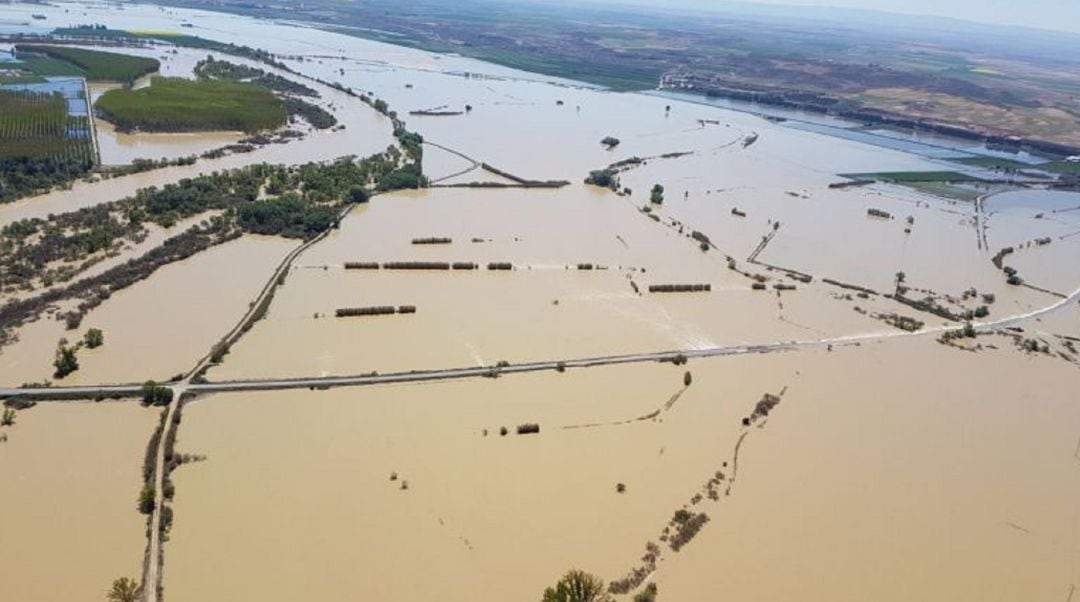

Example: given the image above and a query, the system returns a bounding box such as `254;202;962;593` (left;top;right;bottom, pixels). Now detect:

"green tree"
53;344;79;379
542;570;613;602
2;408;15;426
141;381;174;406
106;577;141;602
84;328;105;349
650;184;664;204
347;185;370;204
138;483;155;515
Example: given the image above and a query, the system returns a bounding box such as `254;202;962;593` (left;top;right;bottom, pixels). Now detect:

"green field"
15;56;86;77
0;90;95;202
95;77;286;133
15;45;159;83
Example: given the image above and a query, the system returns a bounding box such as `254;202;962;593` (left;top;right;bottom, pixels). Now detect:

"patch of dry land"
0;3;1079;602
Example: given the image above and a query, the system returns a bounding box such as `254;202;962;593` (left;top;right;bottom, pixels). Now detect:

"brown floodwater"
169;337;1080;601
657;338;1080;602
208;185;884;380
0;235;297;386
0;402;160;602
1;4;1079;602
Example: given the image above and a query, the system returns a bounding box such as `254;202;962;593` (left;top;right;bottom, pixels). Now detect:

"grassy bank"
95;77;286;133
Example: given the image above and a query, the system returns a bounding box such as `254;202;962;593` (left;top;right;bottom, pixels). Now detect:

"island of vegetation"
194;57;337;129
95;76;286;133
14;44;159;83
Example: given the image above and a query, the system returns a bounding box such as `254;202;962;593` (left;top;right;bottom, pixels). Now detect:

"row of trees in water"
1;144;424;350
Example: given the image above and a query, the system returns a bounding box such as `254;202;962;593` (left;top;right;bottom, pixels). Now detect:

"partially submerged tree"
650;184;665;204
53;344;79;379
84;328;105;349
106;577;141;602
542;570;613;602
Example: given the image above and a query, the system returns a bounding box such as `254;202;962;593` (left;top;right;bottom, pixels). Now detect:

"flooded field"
0;235;297;386
208;185;886;380
0;2;1078;601
658;338;1080;602
171;336;1080;601
0;402;159;602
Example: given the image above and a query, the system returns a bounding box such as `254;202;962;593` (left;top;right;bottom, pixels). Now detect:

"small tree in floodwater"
542;570;613;602
650;184;665;204
84;328;105;349
106;577;141;602
53;344;79;379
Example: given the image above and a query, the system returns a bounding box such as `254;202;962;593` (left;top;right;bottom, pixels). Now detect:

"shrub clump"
668;509;709;552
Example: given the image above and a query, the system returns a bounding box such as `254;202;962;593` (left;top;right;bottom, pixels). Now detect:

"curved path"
424;140;482;184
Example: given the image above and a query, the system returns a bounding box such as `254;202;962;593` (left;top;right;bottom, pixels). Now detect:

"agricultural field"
95;77;286;133
0;89;94;203
855;87;1080;148
14;45;159;83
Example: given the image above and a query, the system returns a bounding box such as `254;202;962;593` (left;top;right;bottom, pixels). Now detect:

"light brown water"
0;402;160;602
209;185;882;380
658;338;1080;602
1;4;1079;602
0;235;297;385
170;336;1080;601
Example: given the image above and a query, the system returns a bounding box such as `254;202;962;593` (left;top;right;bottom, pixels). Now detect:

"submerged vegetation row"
335;305;416;317
0;147;419;350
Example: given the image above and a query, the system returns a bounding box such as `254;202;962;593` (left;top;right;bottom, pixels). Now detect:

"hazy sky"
741;0;1080;32
585;0;1080;34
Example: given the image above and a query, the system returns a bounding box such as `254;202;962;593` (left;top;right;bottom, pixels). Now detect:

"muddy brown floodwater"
0;402;160;602
169;337;1080;602
0;235;298;386
0;2;1078;602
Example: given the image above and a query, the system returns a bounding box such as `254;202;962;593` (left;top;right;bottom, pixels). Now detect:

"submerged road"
3;282;1078;401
